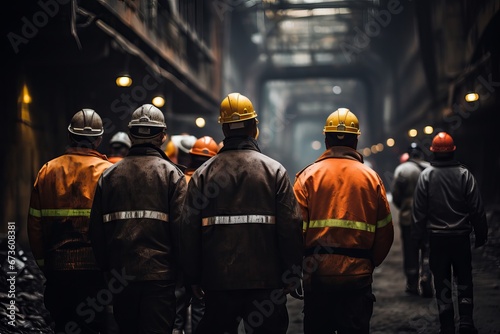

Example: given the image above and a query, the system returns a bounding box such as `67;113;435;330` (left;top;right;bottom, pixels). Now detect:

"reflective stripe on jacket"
294;146;394;289
27;147;112;271
182;136;303;290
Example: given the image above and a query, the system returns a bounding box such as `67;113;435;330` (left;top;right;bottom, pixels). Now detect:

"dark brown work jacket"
182;136;303;290
28;147;112;271
89;144;187;282
294;146;394;290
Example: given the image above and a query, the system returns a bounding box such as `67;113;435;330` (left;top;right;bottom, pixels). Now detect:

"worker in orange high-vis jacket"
293;108;394;334
27;109;113;334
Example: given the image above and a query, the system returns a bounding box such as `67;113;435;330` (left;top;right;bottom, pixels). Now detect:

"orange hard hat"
399;152;410;163
189;136;218;157
430;132;456;152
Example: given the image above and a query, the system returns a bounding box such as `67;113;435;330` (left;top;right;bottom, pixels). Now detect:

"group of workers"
391;135;488;334
27;92;487;334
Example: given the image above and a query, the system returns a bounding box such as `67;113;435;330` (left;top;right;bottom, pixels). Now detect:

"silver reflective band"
202;215;276;226
103;210;169;223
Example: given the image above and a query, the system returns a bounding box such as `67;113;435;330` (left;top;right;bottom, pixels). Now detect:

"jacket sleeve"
465;171;488;246
168;172;187;270
89;176;108;271
180;176;203;286
293;175;309;237
372;178;394;267
27;170;45;271
276;170;304;279
391;167;404;209
412;173;428;243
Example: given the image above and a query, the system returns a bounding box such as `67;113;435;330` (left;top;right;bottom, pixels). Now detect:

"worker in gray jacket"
412;132;488;334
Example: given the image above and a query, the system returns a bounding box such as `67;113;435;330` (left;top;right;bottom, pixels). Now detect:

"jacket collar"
65;147;108;160
219;136;261;153
316;146;364;164
431;159;461;167
128;143;170;160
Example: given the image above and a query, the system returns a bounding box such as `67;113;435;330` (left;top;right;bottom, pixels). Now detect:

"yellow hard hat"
218;93;258;124
323;108;361;135
165;140;178;159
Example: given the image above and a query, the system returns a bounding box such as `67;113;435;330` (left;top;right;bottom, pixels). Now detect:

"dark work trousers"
303;284;375;334
196;289;289;334
44;270;107;334
174;285;205;333
113;281;176;334
190;292;206;333
429;235;475;333
400;224;420;290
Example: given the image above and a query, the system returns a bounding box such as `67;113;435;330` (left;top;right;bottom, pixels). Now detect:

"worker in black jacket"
90;104;187;334
412;132;488;334
182;93;303;334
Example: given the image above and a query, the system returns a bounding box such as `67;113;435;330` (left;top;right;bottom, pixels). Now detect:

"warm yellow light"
465;92;479;102
376;143;384;152
22;84;32;104
362;148;371;156
152;96;165;108
116;75;132;87
195;117;206;128
371;145;378;154
424;126;434;135
311;140;321;150
408;129;418;137
386;138;395;147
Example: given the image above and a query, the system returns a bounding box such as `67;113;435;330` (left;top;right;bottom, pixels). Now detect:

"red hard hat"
189;136;218;157
430;132;456;152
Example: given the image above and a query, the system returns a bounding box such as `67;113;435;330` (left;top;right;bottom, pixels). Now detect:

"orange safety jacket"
108;156;123;164
28;147;112;272
293;146;394;290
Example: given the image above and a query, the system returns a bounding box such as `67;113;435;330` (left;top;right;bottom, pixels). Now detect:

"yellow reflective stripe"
308;219;376;233
30;208;91;217
202;215;276;226
302;221;308;231
103;210;169;223
29;207;42;218
377;213;392;228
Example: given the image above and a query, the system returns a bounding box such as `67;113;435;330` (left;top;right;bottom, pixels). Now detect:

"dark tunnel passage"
1;1;500;333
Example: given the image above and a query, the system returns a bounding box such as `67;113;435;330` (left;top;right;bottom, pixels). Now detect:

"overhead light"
386;138;395;147
424;126;434;134
408;129;418;137
465;92;479;102
195;117;206;128
311;140;321;150
332;86;342;94
152;95;165;108
362;148;371;157
116;74;132;87
376;143;384;152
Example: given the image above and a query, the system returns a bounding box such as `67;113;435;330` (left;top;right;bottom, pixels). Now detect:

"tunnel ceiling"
240;0;382;67
231;0;409;145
